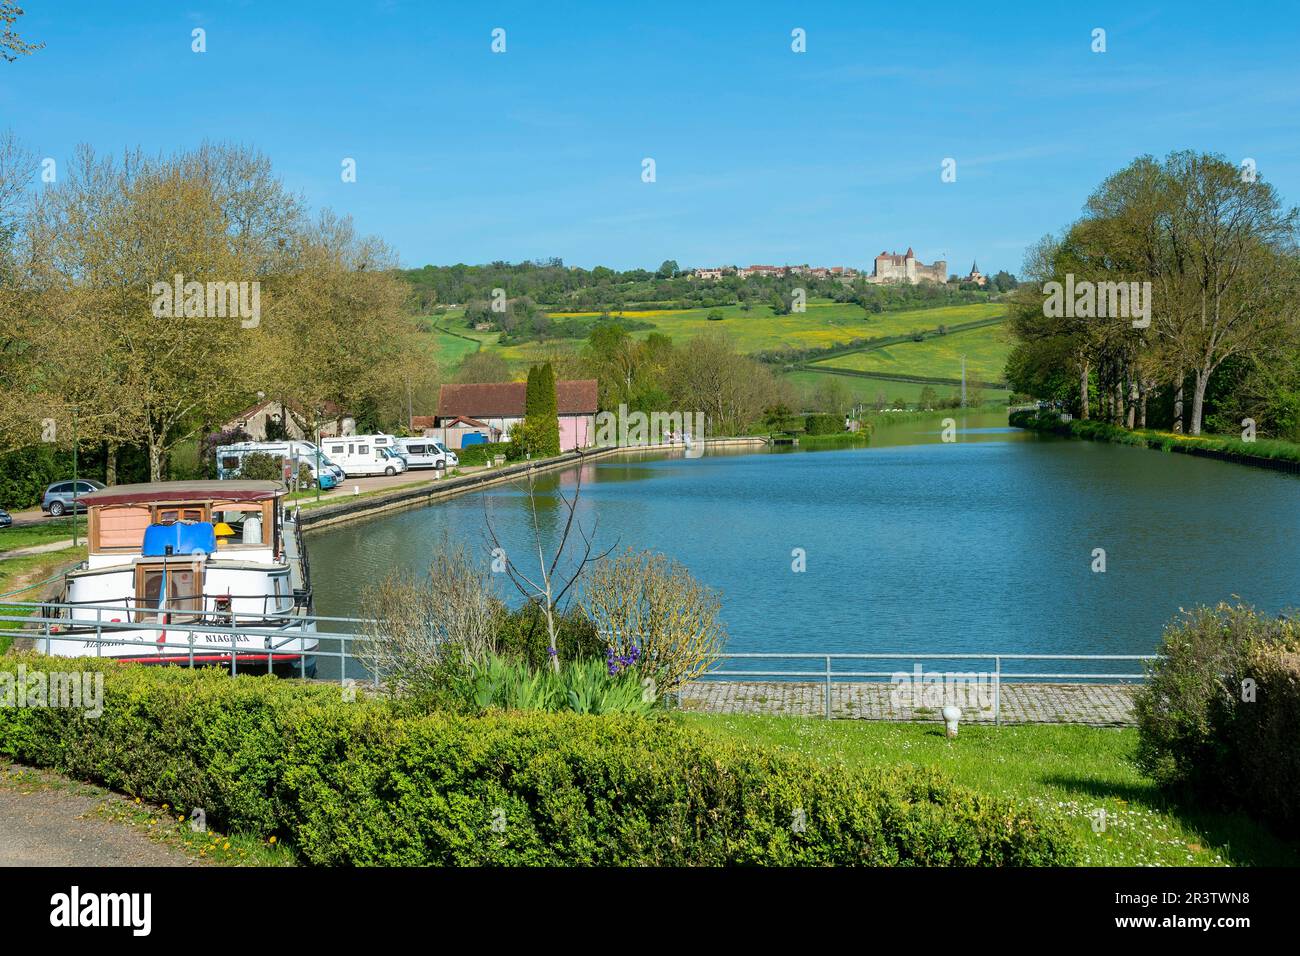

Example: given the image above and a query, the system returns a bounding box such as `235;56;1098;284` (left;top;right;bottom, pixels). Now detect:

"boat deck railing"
1;601;371;683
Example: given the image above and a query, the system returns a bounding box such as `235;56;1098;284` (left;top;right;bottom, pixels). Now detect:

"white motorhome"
215;441;343;488
321;436;407;477
394;437;458;469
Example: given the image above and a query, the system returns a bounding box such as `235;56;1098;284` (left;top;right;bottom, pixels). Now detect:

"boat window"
153;506;205;524
213;504;269;548
135;561;203;624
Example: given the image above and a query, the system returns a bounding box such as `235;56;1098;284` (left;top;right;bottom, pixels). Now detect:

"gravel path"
0;764;193;867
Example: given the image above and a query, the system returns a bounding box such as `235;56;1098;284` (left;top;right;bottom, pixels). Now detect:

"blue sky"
4;1;1299;276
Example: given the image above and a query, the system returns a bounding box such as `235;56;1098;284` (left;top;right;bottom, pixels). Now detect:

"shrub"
581;548;726;694
804;413;843;436
237;451;283;482
0;655;1078;866
357;547;504;706
1134;603;1300;833
0;444;72;510
494;603;605;670
455;441;509;467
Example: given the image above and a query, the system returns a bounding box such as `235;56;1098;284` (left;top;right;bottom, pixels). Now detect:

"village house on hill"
420;379;599;451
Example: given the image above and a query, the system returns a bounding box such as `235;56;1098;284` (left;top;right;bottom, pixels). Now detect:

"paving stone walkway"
678;680;1140;726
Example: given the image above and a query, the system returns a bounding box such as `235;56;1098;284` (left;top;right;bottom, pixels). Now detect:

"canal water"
307;410;1300;672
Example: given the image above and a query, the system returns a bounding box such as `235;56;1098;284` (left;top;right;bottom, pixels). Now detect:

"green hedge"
455;441;510;467
803;413;843;436
0;656;1077;866
1135;604;1300;835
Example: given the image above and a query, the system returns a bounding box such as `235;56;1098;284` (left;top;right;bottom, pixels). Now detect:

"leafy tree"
1;2;43;61
455;350;512;383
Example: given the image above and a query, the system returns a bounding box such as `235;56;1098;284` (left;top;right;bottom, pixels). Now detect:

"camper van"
215;441;341;489
394;437;459;469
320;436;407;477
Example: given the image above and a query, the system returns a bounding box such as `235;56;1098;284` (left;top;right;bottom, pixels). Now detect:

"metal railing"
1;603;1159;724
704;652;1159;724
1;601;373;686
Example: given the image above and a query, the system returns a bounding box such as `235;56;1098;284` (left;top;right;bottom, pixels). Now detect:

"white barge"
42;480;318;676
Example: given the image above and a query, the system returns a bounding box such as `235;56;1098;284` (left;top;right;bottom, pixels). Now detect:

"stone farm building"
221;397;356;441
427;380;599;451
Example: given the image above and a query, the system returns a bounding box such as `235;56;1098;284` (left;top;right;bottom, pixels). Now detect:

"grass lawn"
685;714;1300;867
813;319;1013;384
0;517;86;554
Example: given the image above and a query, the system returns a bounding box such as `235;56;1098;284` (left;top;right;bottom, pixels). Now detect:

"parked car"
42;479;107;516
0;508;11;529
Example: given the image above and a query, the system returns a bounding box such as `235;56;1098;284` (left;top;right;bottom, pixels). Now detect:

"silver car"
42;479;106;516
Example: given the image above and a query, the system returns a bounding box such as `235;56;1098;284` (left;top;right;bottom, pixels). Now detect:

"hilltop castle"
868;247;947;285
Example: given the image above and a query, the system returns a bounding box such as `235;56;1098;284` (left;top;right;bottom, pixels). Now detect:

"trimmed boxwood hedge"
0;655;1078;866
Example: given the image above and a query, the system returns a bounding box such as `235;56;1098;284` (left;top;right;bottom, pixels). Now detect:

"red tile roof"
436;380;599;419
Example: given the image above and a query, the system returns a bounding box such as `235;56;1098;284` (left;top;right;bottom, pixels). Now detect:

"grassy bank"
1011;409;1300;468
0;547;84;654
686;715;1300;867
0;517;85;553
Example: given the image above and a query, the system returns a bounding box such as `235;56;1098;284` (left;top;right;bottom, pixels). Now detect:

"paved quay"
678;680;1140;726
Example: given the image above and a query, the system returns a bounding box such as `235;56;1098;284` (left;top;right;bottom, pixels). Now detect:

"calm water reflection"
309;411;1300;665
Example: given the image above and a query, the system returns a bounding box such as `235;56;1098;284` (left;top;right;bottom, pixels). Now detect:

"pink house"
434;379;599;452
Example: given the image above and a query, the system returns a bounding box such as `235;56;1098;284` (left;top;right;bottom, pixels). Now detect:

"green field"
687;715;1300;867
784;370;1010;406
811;319;1013;384
419;300;1014;412
421;301;1007;372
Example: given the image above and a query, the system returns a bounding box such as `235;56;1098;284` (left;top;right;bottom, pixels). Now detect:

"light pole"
69;406;79;548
